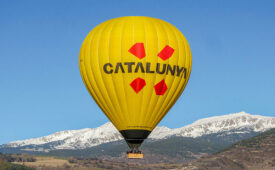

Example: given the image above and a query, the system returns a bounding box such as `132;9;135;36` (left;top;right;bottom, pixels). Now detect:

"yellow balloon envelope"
79;16;192;150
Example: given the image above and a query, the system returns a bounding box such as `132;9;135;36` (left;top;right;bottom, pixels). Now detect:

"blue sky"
0;0;274;144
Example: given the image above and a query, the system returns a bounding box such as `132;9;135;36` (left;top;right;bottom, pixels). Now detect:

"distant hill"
38;129;259;163
3;129;274;170
2;112;274;151
1;112;274;163
181;128;275;170
0;128;265;163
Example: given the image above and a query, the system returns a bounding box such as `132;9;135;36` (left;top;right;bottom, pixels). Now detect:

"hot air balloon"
79;16;192;158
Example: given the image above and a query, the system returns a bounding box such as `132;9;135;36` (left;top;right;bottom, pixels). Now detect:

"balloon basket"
127;152;143;159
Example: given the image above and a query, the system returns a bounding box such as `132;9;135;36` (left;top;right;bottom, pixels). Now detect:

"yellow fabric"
79;16;192;131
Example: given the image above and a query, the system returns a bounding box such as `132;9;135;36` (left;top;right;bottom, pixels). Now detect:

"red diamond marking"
128;43;146;59
158;45;174;60
130;77;146;93
154;79;167;95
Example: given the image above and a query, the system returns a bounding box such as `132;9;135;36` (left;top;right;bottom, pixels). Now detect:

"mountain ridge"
1;112;274;151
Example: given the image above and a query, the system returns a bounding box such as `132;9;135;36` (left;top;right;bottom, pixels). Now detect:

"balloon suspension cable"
127;146;141;154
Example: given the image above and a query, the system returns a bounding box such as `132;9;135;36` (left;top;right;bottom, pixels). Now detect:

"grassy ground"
0;158;34;170
13;156;70;167
12;156;99;170
12;155;183;170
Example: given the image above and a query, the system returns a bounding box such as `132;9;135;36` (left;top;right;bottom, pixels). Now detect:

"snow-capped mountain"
4;122;122;150
167;111;275;138
1;112;275;151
